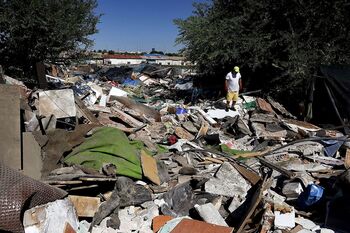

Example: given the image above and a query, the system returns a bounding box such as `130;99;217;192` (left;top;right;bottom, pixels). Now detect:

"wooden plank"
114;96;161;122
79;177;117;182
44;180;83;185
23;132;43;180
345;149;350;169
175;127;195;141
196;108;217;125
0;84;21;170
74;95;100;124
233;149;270;159
196;119;209;139
111;107;144;128
204;157;225;164
141;150;161;185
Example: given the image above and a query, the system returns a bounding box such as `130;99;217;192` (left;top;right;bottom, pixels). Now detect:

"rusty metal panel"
0;163;67;233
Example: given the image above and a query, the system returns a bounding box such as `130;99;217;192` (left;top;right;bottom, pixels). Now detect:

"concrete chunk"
23;198;79;233
282;182;304;199
39;89;76;118
205;162;251;197
195;203;228;226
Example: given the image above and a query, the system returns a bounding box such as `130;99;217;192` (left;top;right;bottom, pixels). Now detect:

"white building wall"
156;59;184;66
105;59;145;65
104;58;187;66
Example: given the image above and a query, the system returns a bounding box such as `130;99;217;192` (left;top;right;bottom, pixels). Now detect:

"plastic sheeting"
64;127;143;179
0;163;67;233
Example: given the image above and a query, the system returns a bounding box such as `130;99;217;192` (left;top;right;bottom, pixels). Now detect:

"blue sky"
91;0;207;53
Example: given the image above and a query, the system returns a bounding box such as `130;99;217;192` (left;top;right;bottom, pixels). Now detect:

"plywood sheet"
141;150;161;185
0;84;21;170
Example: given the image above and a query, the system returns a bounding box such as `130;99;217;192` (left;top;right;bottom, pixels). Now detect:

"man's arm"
239;78;243;91
225;79;228;91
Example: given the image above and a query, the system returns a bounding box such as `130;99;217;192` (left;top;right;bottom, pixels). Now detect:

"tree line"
174;0;350;104
0;0;100;78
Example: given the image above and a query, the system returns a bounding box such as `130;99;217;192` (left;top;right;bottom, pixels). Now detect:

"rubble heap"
0;63;349;233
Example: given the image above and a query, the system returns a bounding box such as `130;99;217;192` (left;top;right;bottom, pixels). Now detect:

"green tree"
0;0;100;77
175;0;350;99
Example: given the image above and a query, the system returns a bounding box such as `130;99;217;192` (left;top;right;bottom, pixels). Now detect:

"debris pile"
0;63;349;233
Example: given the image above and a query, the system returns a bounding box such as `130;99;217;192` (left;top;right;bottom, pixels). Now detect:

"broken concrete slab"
228;196;247;213
23;198;79;233
282;182;304;199
194;203;228;226
117;204;159;232
39;89;76;118
252;122;287;139
205;162;251;198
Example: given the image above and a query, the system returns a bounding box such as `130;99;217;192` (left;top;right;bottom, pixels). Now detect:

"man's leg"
231;92;238;111
226;91;234;111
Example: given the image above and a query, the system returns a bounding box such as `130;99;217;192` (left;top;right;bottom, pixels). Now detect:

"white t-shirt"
226;72;241;91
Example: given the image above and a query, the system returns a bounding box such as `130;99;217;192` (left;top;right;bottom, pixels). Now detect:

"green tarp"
64;127;143;179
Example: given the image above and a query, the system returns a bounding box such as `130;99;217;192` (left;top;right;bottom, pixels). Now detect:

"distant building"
103;54;144;65
102;54;190;66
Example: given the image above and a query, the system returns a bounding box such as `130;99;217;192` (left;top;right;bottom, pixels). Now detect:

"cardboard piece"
68;195;101;217
141;150;161;185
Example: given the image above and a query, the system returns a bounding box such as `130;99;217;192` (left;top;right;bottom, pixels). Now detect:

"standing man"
225;66;242;111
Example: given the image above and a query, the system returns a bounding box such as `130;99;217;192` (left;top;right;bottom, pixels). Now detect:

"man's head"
233;66;240;73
